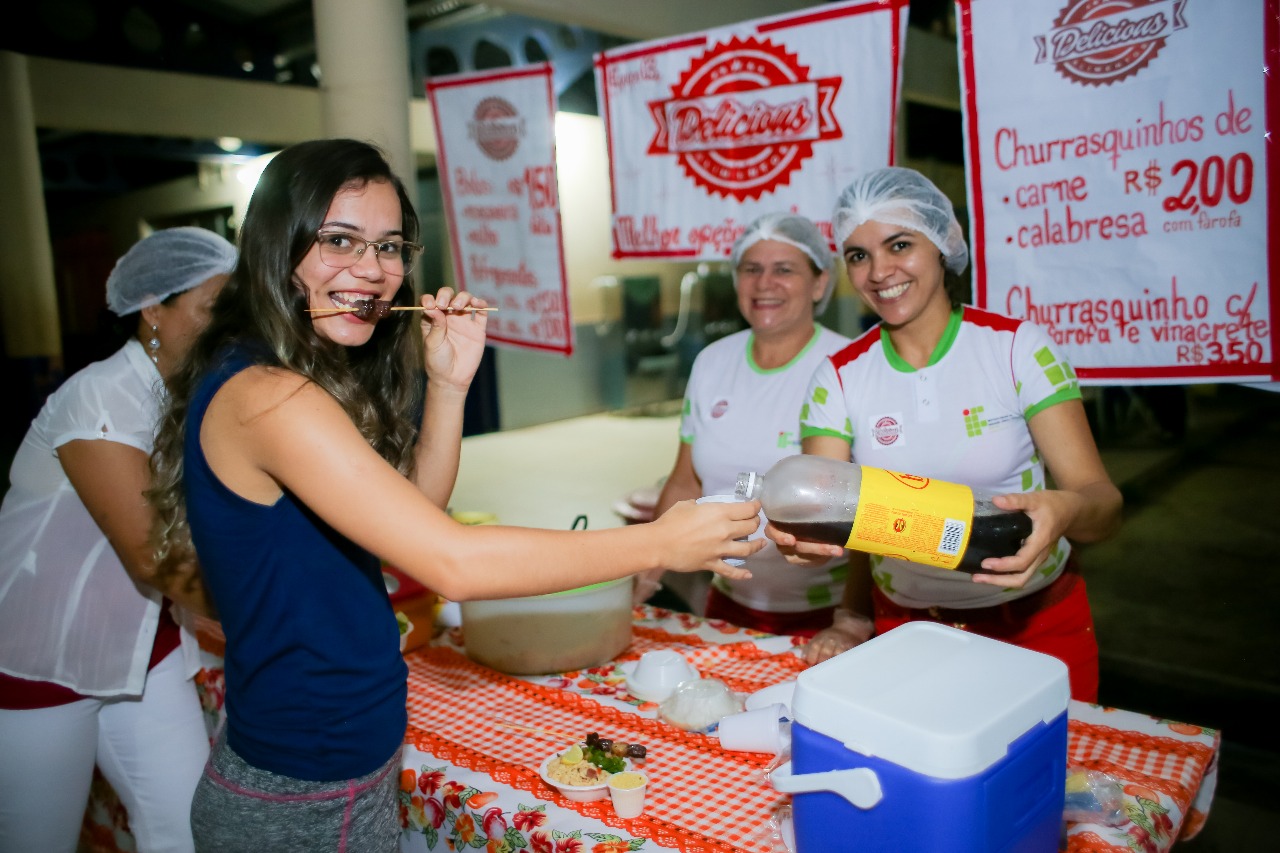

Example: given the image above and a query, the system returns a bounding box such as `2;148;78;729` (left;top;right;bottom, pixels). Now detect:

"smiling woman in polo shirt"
772;167;1123;701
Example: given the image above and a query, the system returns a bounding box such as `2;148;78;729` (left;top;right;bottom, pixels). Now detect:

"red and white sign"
427;64;573;355
959;0;1279;382
595;0;909;259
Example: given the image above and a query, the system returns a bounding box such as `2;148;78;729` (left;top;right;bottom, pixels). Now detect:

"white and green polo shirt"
681;324;853;613
800;306;1080;609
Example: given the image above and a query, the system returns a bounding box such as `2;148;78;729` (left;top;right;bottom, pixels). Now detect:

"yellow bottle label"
846;467;974;570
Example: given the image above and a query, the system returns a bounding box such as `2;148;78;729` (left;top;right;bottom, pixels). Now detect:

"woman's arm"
202;368;763;602
973;398;1123;586
412;380;467;509
58;440;215;616
411;288;490;507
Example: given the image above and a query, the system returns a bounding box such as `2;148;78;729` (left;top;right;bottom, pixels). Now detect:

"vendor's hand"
970;490;1081;588
803;607;874;665
419;287;489;392
765;520;846;567
655;498;764;580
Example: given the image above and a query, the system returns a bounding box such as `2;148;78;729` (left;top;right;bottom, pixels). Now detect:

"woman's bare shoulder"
213;364;335;425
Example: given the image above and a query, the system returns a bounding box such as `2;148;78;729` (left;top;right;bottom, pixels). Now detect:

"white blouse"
0;339;199;697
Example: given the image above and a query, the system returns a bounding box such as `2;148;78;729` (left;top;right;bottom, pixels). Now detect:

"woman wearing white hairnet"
0;227;235;852
645;212;854;635
772;167;1122;700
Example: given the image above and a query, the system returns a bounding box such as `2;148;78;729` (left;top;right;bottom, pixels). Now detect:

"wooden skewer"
307;306;497;314
493;721;580;743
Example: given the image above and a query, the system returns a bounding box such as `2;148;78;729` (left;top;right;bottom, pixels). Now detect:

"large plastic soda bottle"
735;455;1033;574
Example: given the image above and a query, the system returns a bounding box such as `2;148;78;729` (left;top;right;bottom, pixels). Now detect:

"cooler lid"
791;622;1069;779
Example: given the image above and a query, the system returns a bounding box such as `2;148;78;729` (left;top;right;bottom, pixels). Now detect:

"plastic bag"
1063;766;1127;826
744;801;796;852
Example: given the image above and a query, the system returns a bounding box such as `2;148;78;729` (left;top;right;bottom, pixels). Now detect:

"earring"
148;325;160;365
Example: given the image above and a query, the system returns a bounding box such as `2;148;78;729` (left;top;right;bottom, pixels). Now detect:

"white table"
449;412;680;532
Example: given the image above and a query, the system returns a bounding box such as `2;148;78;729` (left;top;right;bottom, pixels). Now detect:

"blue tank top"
185;345;407;781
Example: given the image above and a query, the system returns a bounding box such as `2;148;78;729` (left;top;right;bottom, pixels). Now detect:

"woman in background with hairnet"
0;227;235;852
774;167;1121;700
643;212;854;635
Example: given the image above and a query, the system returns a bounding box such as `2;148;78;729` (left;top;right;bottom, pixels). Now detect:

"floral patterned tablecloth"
80;606;1219;853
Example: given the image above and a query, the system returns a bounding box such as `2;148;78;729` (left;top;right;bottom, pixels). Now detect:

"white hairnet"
831;167;969;275
105;226;237;316
729;212;836;313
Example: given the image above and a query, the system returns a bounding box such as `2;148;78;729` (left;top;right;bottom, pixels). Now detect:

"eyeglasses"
314;231;424;276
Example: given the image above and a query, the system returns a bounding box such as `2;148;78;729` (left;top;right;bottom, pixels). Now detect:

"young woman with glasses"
147;138;762;850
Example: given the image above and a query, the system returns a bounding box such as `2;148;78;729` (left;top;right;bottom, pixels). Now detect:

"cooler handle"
770;761;883;809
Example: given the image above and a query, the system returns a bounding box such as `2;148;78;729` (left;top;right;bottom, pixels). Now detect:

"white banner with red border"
427;63;573;355
594;0;909;260
958;0;1279;383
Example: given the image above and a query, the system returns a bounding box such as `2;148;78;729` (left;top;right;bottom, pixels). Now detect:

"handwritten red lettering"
1014;205;1147;246
455;168;492;196
467;255;538;287
614;216;682;253
1013;175;1088;208
995;102;1203;170
686;219;746;256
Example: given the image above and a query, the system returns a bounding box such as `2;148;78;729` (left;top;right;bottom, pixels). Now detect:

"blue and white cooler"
771;622;1070;852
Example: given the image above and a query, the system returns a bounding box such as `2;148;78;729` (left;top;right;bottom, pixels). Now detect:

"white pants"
0;648;209;853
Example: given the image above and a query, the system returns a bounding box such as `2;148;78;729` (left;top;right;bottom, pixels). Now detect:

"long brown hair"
149;139;423;576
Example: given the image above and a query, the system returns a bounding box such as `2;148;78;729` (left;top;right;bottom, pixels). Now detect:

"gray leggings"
191;729;401;852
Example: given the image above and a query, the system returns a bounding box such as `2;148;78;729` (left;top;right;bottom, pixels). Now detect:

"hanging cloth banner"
958;0;1279;383
594;0;909;260
427;63;573;355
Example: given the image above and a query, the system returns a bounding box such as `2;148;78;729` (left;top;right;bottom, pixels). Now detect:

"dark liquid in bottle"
772;519;854;547
958;511;1034;573
773;511;1033;574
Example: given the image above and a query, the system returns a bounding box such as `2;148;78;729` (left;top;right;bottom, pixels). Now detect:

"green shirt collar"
747;323;823;374
880;307;963;373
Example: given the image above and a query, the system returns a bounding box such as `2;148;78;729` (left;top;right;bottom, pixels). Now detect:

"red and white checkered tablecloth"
398;607;1221;853
77;607;1220;853
402;642;802;853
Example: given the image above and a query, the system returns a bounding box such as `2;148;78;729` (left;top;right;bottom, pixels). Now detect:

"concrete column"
0;51;61;360
311;0;414;186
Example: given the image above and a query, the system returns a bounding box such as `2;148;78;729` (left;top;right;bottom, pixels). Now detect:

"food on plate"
544;731;650;789
546;749;611;787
